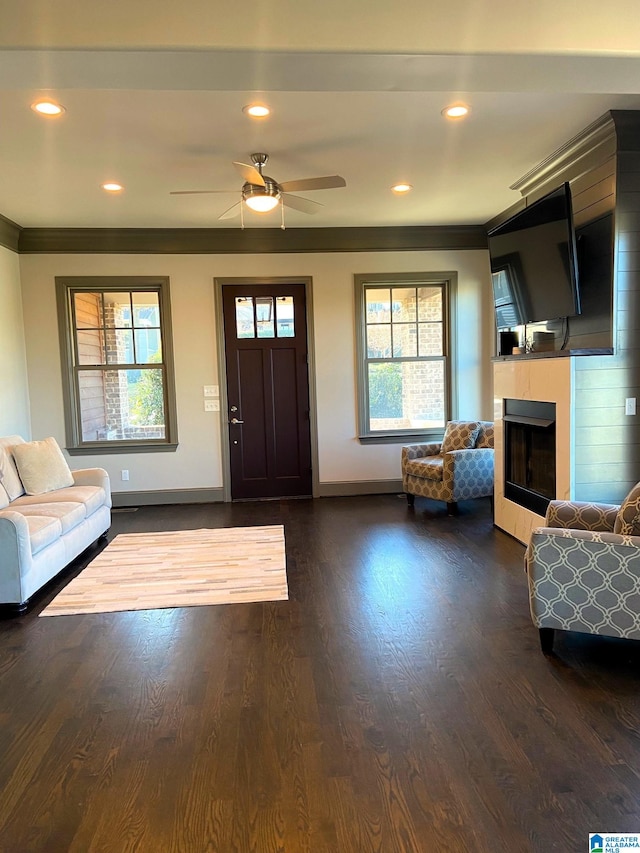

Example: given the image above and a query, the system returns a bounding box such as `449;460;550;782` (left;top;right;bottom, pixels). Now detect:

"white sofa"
0;435;111;611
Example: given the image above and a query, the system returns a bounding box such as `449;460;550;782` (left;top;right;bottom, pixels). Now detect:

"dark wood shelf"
491;347;613;362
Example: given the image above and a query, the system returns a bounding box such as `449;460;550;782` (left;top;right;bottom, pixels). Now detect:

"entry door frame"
214;276;319;502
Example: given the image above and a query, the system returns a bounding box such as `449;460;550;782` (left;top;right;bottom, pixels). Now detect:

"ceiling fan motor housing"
242;176;281;203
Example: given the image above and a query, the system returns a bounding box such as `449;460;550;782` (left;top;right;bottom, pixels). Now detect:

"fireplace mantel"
492;348;613;362
493;357;573;544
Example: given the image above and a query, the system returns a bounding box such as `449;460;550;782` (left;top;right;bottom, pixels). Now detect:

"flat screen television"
488;182;581;329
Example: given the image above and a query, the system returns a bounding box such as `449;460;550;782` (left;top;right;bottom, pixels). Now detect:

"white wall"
0;245;31;437
18;249;493;494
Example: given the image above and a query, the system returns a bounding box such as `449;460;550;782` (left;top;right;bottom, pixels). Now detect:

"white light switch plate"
204;385;219;397
204;399;220;411
625;397;636;416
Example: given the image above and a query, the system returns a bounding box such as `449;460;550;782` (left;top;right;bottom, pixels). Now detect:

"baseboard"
112;488;224;507
112;482;402;505
317;479;403;497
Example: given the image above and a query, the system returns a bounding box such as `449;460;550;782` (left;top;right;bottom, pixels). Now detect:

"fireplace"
504;399;556;516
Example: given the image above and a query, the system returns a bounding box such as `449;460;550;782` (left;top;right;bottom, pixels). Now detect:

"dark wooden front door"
222;282;312;500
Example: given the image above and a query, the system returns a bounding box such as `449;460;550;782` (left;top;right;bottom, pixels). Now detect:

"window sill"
67;442;179;456
358;432;444;445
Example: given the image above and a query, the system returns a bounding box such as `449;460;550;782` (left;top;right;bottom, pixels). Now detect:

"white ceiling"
2;0;640;230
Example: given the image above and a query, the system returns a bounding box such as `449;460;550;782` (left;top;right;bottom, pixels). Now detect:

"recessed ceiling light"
391;183;413;194
242;103;271;118
31;100;65;117
442;103;470;119
101;182;124;193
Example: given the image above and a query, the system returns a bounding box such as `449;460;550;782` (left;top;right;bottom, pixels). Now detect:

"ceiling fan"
170;153;346;222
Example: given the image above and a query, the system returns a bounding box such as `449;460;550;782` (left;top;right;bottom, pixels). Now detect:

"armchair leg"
446;501;458;516
406;493;415;507
539;628;555;655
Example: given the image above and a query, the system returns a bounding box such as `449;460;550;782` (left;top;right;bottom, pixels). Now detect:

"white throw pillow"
0;447;25;501
12;437;74;496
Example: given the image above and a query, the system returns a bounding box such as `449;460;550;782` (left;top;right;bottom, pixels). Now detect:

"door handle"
230;417;244;424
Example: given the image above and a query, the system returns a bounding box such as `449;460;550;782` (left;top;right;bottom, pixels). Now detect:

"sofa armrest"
545;499;619;531
72;468;112;508
402;442;442;463
0;511;33;602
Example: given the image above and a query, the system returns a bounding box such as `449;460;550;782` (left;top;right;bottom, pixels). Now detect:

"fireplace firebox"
504;399;556;516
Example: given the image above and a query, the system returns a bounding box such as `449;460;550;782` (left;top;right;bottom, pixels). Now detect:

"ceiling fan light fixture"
245;194;279;212
242;103;270;118
243;177;281;212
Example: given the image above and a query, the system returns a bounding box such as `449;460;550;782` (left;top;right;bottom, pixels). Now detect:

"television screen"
488;183;581;328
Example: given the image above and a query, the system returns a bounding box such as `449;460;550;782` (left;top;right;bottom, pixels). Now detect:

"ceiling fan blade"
218;202;241;220
233;161;265;187
278;175;346;192
170;190;236;195
281;193;324;214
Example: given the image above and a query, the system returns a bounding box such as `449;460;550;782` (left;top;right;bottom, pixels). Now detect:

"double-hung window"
56;277;178;454
355;272;454;442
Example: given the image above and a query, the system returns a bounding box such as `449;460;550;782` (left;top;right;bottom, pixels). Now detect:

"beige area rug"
40;525;287;617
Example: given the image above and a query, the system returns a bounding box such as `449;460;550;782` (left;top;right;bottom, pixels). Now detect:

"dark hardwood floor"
1;495;640;852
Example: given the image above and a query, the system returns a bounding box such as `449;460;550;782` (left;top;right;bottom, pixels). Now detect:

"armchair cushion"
614;482;640;536
441;421;481;453
476;422;494;449
404;456;444;481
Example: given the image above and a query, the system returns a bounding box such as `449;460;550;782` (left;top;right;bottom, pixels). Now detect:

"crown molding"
17;225;487;254
609;110;640;152
0;213;21;252
510;111;616;200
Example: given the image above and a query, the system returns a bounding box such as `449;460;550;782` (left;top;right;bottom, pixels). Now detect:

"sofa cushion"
13;502;87;535
614;482;640;536
0;482;9;509
0;446;25;501
404;456;444;481
12;437;74;496
12;485;106;518
22;515;63;555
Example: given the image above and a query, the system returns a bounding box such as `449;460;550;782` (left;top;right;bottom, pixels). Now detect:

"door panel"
236;348;268;481
222;282;312;500
272;347;301;478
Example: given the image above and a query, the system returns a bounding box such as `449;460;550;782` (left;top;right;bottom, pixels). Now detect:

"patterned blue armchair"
401;420;494;515
525;483;640;654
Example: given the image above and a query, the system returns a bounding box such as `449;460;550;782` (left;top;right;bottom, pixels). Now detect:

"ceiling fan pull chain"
240;199;245;230
281;202;286;230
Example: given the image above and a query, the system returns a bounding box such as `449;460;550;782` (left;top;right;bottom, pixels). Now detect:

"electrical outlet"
204;400;220;412
121;469;130;481
625;397;637;416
